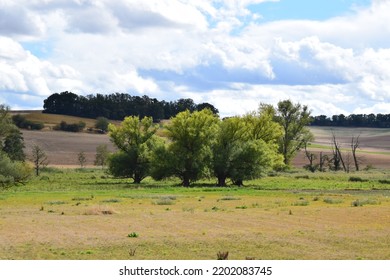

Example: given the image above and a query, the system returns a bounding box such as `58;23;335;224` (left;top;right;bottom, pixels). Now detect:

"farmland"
1;112;389;260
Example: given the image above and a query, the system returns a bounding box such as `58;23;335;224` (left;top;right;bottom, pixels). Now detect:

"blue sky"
0;0;389;117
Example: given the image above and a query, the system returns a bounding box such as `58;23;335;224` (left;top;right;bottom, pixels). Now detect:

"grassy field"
1;168;389;260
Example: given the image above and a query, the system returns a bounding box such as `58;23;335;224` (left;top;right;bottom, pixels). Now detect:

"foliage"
212;113;283;186
54;120;86;132
108;116;160;183
95;117;109;132
273;100;313;166
2;130;26;161
43;91;219;121
151;109;219;186
0;152;31;189
12;114;44;130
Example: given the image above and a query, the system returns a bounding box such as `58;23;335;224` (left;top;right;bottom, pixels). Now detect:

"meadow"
1;168;389;260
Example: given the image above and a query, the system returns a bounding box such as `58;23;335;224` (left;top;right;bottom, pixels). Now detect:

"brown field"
21;124;390;168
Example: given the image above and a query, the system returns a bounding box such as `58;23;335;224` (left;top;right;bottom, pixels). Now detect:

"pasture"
1;168;389;260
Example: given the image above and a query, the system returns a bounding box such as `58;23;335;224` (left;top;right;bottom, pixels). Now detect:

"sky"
1;0;390;117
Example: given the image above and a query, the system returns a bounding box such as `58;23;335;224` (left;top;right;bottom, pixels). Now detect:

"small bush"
219;196;241;201
153;197;176;205
46;200;67;205
101;198;121;203
323;198;343;204
351;199;380;207
378;179;390;185
127;232;139;238
84;205;117;215
292;200;309;206
54;121;86;132
295;175;310;179
349;176;367;182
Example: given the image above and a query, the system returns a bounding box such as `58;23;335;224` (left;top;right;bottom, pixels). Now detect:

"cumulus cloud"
0;0;389;117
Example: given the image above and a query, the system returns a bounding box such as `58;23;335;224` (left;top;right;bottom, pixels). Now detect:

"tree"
108;116;159;183
351;135;361;171
0;153;31;189
95;117;109;132
151;109;219;187
78;151;87;168
2;130;26;162
273;100;313;166
0;105;31;188
212;108;283;187
94;144;109;168
31;145;48;176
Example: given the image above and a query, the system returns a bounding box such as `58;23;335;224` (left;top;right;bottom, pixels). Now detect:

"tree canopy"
43;91;219;121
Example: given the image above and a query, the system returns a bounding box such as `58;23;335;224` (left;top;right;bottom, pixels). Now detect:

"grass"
1;168;390;260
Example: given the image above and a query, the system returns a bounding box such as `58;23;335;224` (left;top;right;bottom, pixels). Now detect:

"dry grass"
1;189;389;260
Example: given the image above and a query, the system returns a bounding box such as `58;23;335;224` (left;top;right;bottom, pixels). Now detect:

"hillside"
16;111;390;168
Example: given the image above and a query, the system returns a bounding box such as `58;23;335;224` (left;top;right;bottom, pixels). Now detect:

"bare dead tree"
331;131;346;172
319;152;328;172
31;145;48;176
351;134;361;171
303;141;317;172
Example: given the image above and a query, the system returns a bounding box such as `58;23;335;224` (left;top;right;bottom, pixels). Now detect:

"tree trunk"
217;175;227;187
182;176;190;187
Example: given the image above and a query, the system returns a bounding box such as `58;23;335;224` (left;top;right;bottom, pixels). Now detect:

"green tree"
151;109;219;186
212;109;283;186
0;153;31;189
273;100;313;166
2;130;26;161
108;116;159;183
0;105;31;188
95;117;109;132
94;144;109;168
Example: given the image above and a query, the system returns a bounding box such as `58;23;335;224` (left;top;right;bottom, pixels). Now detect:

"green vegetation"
1;167;389;260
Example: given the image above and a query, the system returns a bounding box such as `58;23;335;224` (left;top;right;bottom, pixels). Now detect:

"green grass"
1;168;390;260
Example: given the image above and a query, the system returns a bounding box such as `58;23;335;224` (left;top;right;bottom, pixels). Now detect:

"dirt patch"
22;130;117;166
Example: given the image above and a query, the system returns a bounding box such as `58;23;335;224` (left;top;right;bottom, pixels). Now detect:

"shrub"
54;121;86;132
323;198;343;204
12;114;44;130
127;232;139;238
349;176;368;182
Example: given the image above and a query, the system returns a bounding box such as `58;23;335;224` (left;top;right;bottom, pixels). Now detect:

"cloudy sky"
1;0;390;117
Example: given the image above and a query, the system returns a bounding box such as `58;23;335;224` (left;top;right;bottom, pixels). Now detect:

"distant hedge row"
12;114;44;130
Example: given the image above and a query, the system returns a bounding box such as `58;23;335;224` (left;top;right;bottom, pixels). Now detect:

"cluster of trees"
311;113;390;128
43;91;219;122
12;114;44;130
54;120;86;132
107;100;312;186
0;105;31;188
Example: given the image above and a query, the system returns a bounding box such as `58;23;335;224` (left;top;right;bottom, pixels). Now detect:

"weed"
128;232;139;238
84;205;117;215
378;179;390;184
323;198;343;204
219;196;241;201
101;198;121;203
295;175;310;179
217;251;229;260
182;207;194;213
349;176;368;182
351;199;380;207
129;248;137;257
46;201;67;205
72;197;93;201
153;197;176;205
235;205;248;209
292;200;309;206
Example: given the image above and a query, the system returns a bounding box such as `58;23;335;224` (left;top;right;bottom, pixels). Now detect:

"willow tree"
151;109;219;187
108;116;160;183
273;100;313;166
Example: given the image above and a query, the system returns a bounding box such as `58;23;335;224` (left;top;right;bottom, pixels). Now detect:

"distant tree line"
311;114;390;128
43;91;219;121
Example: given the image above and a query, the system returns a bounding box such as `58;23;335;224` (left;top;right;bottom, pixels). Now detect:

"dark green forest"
43;91;218;121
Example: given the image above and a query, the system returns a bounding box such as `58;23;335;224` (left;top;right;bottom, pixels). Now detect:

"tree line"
311;113;390;128
43;91;219;121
